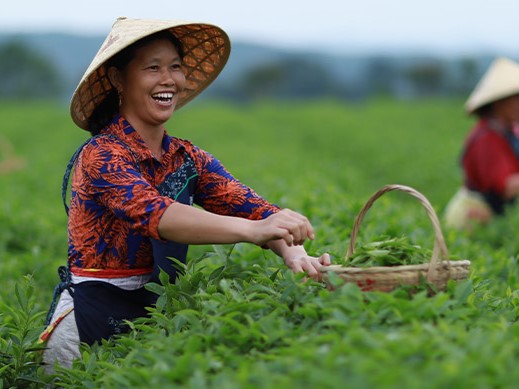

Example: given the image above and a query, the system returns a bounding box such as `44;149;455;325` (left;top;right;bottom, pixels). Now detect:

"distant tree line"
210;55;481;102
0;41;62;99
0;40;482;103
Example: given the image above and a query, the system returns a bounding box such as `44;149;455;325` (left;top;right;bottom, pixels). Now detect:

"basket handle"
345;184;449;281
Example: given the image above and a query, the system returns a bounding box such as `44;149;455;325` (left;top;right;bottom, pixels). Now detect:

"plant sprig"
338;236;432;267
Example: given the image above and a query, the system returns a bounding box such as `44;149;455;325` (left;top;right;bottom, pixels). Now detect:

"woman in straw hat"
445;57;519;230
41;17;330;371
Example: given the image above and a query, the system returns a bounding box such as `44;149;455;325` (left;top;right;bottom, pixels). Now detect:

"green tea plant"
3;99;519;388
0;276;48;388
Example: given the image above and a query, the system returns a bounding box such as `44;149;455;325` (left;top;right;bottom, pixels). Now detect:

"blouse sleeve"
77;138;174;240
186;143;280;219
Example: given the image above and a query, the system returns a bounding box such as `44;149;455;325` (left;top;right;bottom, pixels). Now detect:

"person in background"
41;17;331;372
445;57;519;230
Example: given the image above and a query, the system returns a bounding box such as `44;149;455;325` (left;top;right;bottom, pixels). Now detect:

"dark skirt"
72;281;156;345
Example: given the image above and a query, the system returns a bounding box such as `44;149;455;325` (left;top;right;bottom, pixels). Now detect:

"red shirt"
462;119;519;197
68;115;280;277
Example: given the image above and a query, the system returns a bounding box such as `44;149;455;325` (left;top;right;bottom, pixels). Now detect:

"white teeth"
152;92;174;99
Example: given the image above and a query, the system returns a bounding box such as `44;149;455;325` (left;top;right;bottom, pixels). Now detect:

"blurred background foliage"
0;33;501;103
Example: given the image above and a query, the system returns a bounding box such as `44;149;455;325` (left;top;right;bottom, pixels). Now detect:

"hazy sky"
2;0;518;55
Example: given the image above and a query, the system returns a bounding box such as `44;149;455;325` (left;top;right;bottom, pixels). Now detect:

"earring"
117;90;123;107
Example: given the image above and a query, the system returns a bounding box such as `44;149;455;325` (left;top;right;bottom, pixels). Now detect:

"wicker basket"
321;184;471;292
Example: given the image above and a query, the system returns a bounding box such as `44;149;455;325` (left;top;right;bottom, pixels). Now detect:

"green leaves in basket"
339;236;432;267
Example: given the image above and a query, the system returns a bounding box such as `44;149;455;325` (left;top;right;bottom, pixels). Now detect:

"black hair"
473;103;493;118
87;30;185;135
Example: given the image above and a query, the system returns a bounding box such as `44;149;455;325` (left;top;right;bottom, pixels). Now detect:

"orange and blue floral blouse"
68;115;280;278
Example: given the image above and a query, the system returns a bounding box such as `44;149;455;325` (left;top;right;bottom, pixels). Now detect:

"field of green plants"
2;99;519;388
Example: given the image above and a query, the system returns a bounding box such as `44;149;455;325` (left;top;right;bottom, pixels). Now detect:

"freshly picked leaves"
338;236;432;267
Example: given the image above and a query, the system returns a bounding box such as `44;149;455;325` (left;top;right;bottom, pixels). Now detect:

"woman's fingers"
319;253;332;266
285;253;332;281
253;208;316;247
272;209;314;246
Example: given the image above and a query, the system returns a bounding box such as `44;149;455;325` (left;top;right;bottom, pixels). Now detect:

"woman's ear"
107;67;122;92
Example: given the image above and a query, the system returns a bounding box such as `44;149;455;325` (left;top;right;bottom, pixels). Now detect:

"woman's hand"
251;209;315;247
283;252;332;281
266;238;332;281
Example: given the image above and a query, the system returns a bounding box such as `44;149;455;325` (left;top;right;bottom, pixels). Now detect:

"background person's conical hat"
465;57;519;114
70;17;231;130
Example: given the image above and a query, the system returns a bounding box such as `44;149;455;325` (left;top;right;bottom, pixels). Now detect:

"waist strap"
45;266;73;326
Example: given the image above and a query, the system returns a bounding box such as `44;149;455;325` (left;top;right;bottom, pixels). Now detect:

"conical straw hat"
70;17;231;130
465;57;519;114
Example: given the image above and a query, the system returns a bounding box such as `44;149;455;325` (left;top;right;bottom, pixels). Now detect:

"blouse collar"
100;114;180;162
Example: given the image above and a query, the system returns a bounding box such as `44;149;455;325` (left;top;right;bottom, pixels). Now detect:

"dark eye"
148;65;159;71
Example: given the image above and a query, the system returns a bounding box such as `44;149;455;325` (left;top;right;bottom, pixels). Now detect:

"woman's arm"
158;203;314;247
158;203;330;280
504;174;519;200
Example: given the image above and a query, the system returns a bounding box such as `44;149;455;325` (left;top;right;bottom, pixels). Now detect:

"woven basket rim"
322;259;471;275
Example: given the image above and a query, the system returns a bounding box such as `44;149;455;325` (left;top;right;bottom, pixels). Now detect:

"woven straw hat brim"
70;17;230;130
465;57;519;114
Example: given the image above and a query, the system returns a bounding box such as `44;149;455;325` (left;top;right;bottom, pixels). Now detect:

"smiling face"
108;37;186;133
